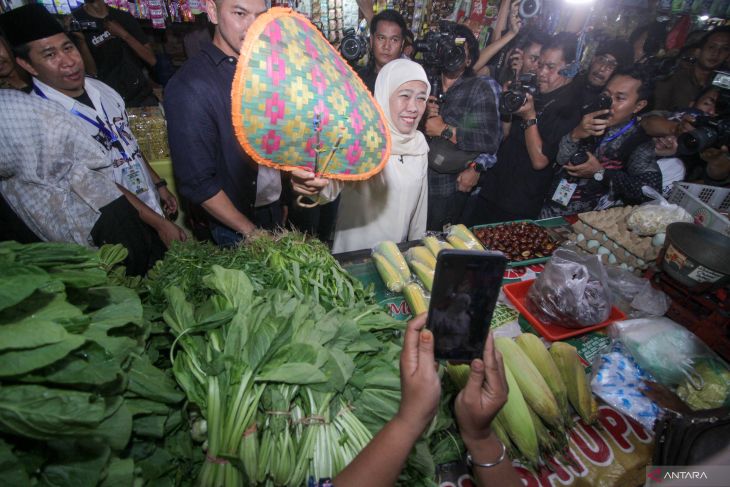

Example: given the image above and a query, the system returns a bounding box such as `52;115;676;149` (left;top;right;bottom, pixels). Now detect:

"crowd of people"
0;0;728;483
1;1;729;263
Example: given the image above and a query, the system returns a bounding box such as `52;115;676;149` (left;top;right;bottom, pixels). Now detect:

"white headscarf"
374;58;431;157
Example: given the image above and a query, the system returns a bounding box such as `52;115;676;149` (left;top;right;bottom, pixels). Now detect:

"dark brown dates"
473;222;556;263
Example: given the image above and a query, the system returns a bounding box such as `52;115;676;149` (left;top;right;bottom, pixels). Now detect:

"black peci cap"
0;4;64;48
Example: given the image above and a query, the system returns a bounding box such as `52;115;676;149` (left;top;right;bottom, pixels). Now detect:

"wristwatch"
593;169;606;182
521;118;537;130
440;125;454;140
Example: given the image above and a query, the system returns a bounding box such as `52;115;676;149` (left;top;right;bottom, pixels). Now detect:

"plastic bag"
610;318;709;388
526;247;612;328
605;265;670;317
626;186;692;236
591;341;662;431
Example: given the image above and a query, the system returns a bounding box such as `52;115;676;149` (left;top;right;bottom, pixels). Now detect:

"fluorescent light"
564;0;595;3
699;15;709;21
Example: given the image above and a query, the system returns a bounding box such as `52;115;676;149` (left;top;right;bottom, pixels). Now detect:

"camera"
499;73;538;114
561;94;614;165
677;71;730;155
414;21;466;74
339;28;368;63
677;115;730;155
68;18;104;32
581;93;612;118
519;0;541;19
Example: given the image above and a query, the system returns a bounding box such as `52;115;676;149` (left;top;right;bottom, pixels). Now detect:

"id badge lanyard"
33;85;130;161
597;118;636;152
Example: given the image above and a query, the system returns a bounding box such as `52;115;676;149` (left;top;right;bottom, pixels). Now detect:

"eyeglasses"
594;55;618;70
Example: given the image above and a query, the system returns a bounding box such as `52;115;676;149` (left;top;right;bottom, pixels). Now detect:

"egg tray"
567;207;663;272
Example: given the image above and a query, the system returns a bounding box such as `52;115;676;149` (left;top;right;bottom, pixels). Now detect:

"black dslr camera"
340;28;368;64
414;21;468;99
563;93;613;165
677;115;730;155
677;71;730;155
499;73;538;114
414;21;467;74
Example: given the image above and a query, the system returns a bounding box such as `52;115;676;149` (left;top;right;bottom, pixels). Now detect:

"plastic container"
666;182;730;237
503;279;626;341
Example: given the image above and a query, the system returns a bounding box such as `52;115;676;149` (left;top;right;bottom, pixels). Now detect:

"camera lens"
500;91;527;114
441;45;466;73
340;38;360;60
519;0;541;19
677;126;717;155
569;150;589;165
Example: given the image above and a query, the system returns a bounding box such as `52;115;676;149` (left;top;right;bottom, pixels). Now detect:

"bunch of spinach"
145;232;374;309
0;241;195;486
161;267;453;486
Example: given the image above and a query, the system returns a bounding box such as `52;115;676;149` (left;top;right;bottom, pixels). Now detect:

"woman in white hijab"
295;58;431;253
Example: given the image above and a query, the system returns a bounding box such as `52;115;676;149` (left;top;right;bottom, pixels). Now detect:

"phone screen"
426;250;507;361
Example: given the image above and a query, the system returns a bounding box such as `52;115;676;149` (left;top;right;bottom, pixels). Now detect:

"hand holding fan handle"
295;131;344;208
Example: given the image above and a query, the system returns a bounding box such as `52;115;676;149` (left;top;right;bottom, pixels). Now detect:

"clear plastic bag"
610;317;730;411
626;186;693;236
526;247;612;328
605;266;670;317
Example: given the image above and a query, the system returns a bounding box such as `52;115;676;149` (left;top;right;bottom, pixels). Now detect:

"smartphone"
426;249;507;362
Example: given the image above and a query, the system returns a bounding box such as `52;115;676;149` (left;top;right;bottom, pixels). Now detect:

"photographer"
493;28;549;85
573;39;632;107
473;33;581;224
356;9;407;93
654;27;730;111
642;87;728;188
541;70;661;217
423;22;501;231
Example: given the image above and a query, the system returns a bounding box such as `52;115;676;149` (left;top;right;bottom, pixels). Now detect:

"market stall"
1;209;728;486
334;220;663;486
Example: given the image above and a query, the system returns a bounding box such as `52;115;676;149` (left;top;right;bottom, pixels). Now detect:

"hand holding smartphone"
426;250;507;362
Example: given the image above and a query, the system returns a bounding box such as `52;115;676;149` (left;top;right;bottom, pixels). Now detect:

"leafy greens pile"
151;234;460;486
0;242;196;486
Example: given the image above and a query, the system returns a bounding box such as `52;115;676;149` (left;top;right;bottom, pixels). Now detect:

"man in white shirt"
0;4;185;249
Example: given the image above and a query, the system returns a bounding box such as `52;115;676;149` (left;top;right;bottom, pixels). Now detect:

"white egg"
587;240;600;249
652;233;666;247
608;254;617;264
597;246;611;255
576;233;585;242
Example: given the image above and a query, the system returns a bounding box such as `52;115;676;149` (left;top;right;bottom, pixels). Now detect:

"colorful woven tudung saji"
232;7;391;181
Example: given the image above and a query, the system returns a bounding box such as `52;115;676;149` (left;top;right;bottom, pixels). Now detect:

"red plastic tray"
502;279;626;341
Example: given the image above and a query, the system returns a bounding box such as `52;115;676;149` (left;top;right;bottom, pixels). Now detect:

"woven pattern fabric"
232;7;390;181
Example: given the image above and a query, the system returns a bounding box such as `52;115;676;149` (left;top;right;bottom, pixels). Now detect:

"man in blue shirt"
164;0;284;246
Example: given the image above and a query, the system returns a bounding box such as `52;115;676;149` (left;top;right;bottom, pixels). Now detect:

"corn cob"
494;337;562;429
516;333;570;422
445;363;471;389
410;260;434;291
491;413;517;460
374;241;410;280
448;224;484;250
406;246;437;271
446;235;472;250
373;253;406;292
500;362;540;468
527;405;560;456
423;235;453;258
403;282;429;316
549;342;598;424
